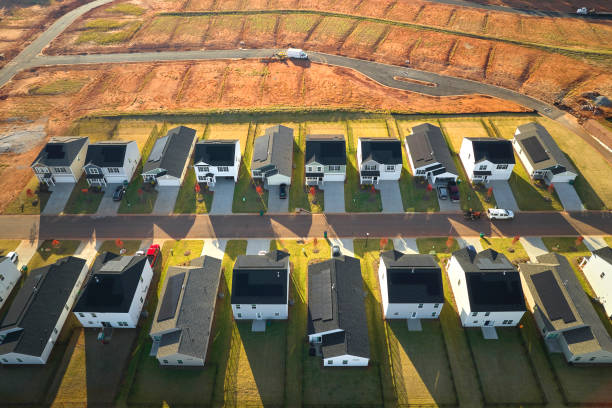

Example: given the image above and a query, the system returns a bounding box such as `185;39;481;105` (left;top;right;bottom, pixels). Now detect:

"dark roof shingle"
467;138;515;165
143;126;196;178
380;251;443;304
406;123;457;175
305;134;346;166
360;138;402;165
31;137;88;167
231;251;290;305
194;140;237;166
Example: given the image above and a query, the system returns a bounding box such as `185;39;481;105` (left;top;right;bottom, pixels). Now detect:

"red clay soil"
466;0;612;13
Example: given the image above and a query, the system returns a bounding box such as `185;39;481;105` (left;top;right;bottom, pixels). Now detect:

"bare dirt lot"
0;59;526;212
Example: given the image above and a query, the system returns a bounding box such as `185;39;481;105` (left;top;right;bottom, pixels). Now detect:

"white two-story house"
142;126;197;186
378;250;444;319
447;248;526;327
308;255;369;367
73;252;153;329
405;123;458;185
31;137;88;187
83;141;140;186
513;122;577;185
304;134;346;185
0;257;21;310
193;139;241;187
459;138;515;182
231;250;290;321
580;246;612;318
357;138;402;184
0;257;88;364
251;125;293;187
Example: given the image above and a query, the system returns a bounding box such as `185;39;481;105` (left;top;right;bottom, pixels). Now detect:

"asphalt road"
1;212;611;240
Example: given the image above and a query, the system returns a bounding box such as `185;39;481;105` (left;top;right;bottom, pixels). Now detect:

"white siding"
157;352;204;367
266;173;291;186
232;303;288;320
323;354;369;367
459;139;514;182
156;175;181;186
0;259;20;310
582;255;612;317
194;141;241;184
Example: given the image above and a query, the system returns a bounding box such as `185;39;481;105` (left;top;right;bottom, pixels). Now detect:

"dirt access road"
1;211;611;240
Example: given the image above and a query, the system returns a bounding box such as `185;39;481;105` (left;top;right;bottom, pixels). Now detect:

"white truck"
577;7;589;15
287;48;308;59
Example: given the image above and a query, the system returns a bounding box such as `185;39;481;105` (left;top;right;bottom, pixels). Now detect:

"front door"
484;320;492;326
102;322;112;328
256;312;262;320
410;312;417;319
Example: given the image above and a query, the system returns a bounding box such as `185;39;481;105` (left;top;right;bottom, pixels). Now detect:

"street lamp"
365;232;370;248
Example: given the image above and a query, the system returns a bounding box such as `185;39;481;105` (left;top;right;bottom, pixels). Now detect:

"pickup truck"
137;244;160;267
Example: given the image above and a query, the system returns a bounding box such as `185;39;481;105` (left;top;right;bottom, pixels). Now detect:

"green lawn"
548;353;612;405
3;177;51;214
63;176;104;214
76;21;142;45
345;122;382;212
97;239;142;255
27;240;81;272
479;237;530;263
386;319;457;406
507;160;563;211
0;240;20;256
233;124;268;213
416;237;460;255
28;79;87;96
173;165;214;213
289;124;324;213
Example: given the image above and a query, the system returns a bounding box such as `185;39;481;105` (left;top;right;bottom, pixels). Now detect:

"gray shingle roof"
514;122;576;173
231;251;290;305
143;126;196;178
406;123;457;175
0;257;86;358
31;137;88;167
380;251;444;304
85;141;131;168
467;138;515;165
251;125;293;178
194;140;237;166
308;255;370;359
305;134;346;166
360;138;402;165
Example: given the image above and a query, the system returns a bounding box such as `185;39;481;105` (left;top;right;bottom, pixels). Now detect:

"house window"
17;358;22;363
307;166;313;172
54;328;58;334
317;166;323;172
418;304;423;309
0;274;3;281
197;166;209;172
92;313;97;318
140;277;143;282
236;305;241;309
88;321;93;325
385;165;395;172
458;280;461;286
1;358;7;363
79;313;84;317
342;360;348;365
393;312;399;316
54;167;67;173
328;360;333;365
329;165;341;171
496;164;508;170
89;168;99;174
314;336;322;343
140;297;143;303
434;304;439;308
478;165;487;171
601;272;606;279
252;169;261;176
364;164;377;171
485;312;490;316
589;357;596;361
218;166;229;172
237;313;242;318
574;357;581;361
64;305;69;311
251;305;256;309
163;360;168;364
472;312;477;317
473;320;478;324
178;360;183;364
432;312;436;317
275;312;279;316
34;167;50;174
198;176;206;181
416;169;425;175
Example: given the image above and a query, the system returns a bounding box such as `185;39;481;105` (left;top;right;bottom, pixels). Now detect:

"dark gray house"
405;123;458;185
251;125;293;187
142;126;197;186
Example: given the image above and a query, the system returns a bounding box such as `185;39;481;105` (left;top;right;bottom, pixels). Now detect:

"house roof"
231;251;290;305
85;141;132;168
466;138;515;165
359;138;402;165
151;256;222;361
74;253;148;314
380;251;444;304
452;248;526;312
31;137;88;167
143;126;196;178
305;134;346;166
0;257;86;358
514;122;576;173
406;123;457;175
308;255;370;359
194;140;237;167
251;125;293;178
592;246;612;265
520;253;612;356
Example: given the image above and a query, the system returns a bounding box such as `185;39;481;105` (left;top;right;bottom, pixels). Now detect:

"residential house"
378;250;444;319
83;141;140;186
231;250;290;320
73;252;153;328
251;125;293;187
0;257;20;310
304;134;346;185
446;248;526;327
142;126;197;186
513;122;577;185
193;139;241;187
308;255;369;366
520;253;612;363
0;257;88;364
459;138;515;182
150;255;222;366
357;138;402;184
31;137;88;186
405;123;458;185
580;246;612;318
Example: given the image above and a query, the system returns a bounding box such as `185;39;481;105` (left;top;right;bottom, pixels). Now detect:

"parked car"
279;184;288;199
447;181;460;202
437;186;448;200
6;251;18;264
487;208;514;220
112;185;126;201
331;245;341;257
145;244;161;267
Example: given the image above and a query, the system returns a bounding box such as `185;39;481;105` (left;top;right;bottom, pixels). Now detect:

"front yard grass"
3;176;51;214
232;124;268;213
0;240;20;256
479;237;530;263
289;124;324;213
386;319;457;406
27;240;81;272
466;327;545;405
97;239;142;255
416;237;460;255
173;164;214;213
63;176;104;214
345;122;382;212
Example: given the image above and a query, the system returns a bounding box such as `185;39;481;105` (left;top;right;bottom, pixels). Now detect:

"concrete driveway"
246;239;271;255
554;182;584;211
201;239;228;259
210;179;235;215
13;240;39;270
329;238;354;257
520;237;548;262
489;181;519;212
96;184;121;216
322;182;345;213
438;196;461;211
378;181;403;213
41;183;74;215
393;238;418;254
152;186;179;215
267;186;288;213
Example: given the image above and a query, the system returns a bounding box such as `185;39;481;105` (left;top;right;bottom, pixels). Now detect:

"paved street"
489;181;519;212
322;182;345;213
554;182;585;211
41;184;73;215
1;211;611;240
378;181;404;213
210;179;235;215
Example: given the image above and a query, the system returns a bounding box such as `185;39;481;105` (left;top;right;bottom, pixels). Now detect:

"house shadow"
563;154;606;211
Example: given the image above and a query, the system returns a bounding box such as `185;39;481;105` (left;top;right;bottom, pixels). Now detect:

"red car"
146;244;160;268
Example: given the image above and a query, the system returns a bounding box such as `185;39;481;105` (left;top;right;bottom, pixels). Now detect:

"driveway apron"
488;180;519;212
267;186;288;213
152;186;180;215
96;183;121;216
520;237;549;262
393;238;418;254
554;182;584;211
378;181;403;213
42;184;74;215
210;179;235;215
322;182;345;213
246;239;271;255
